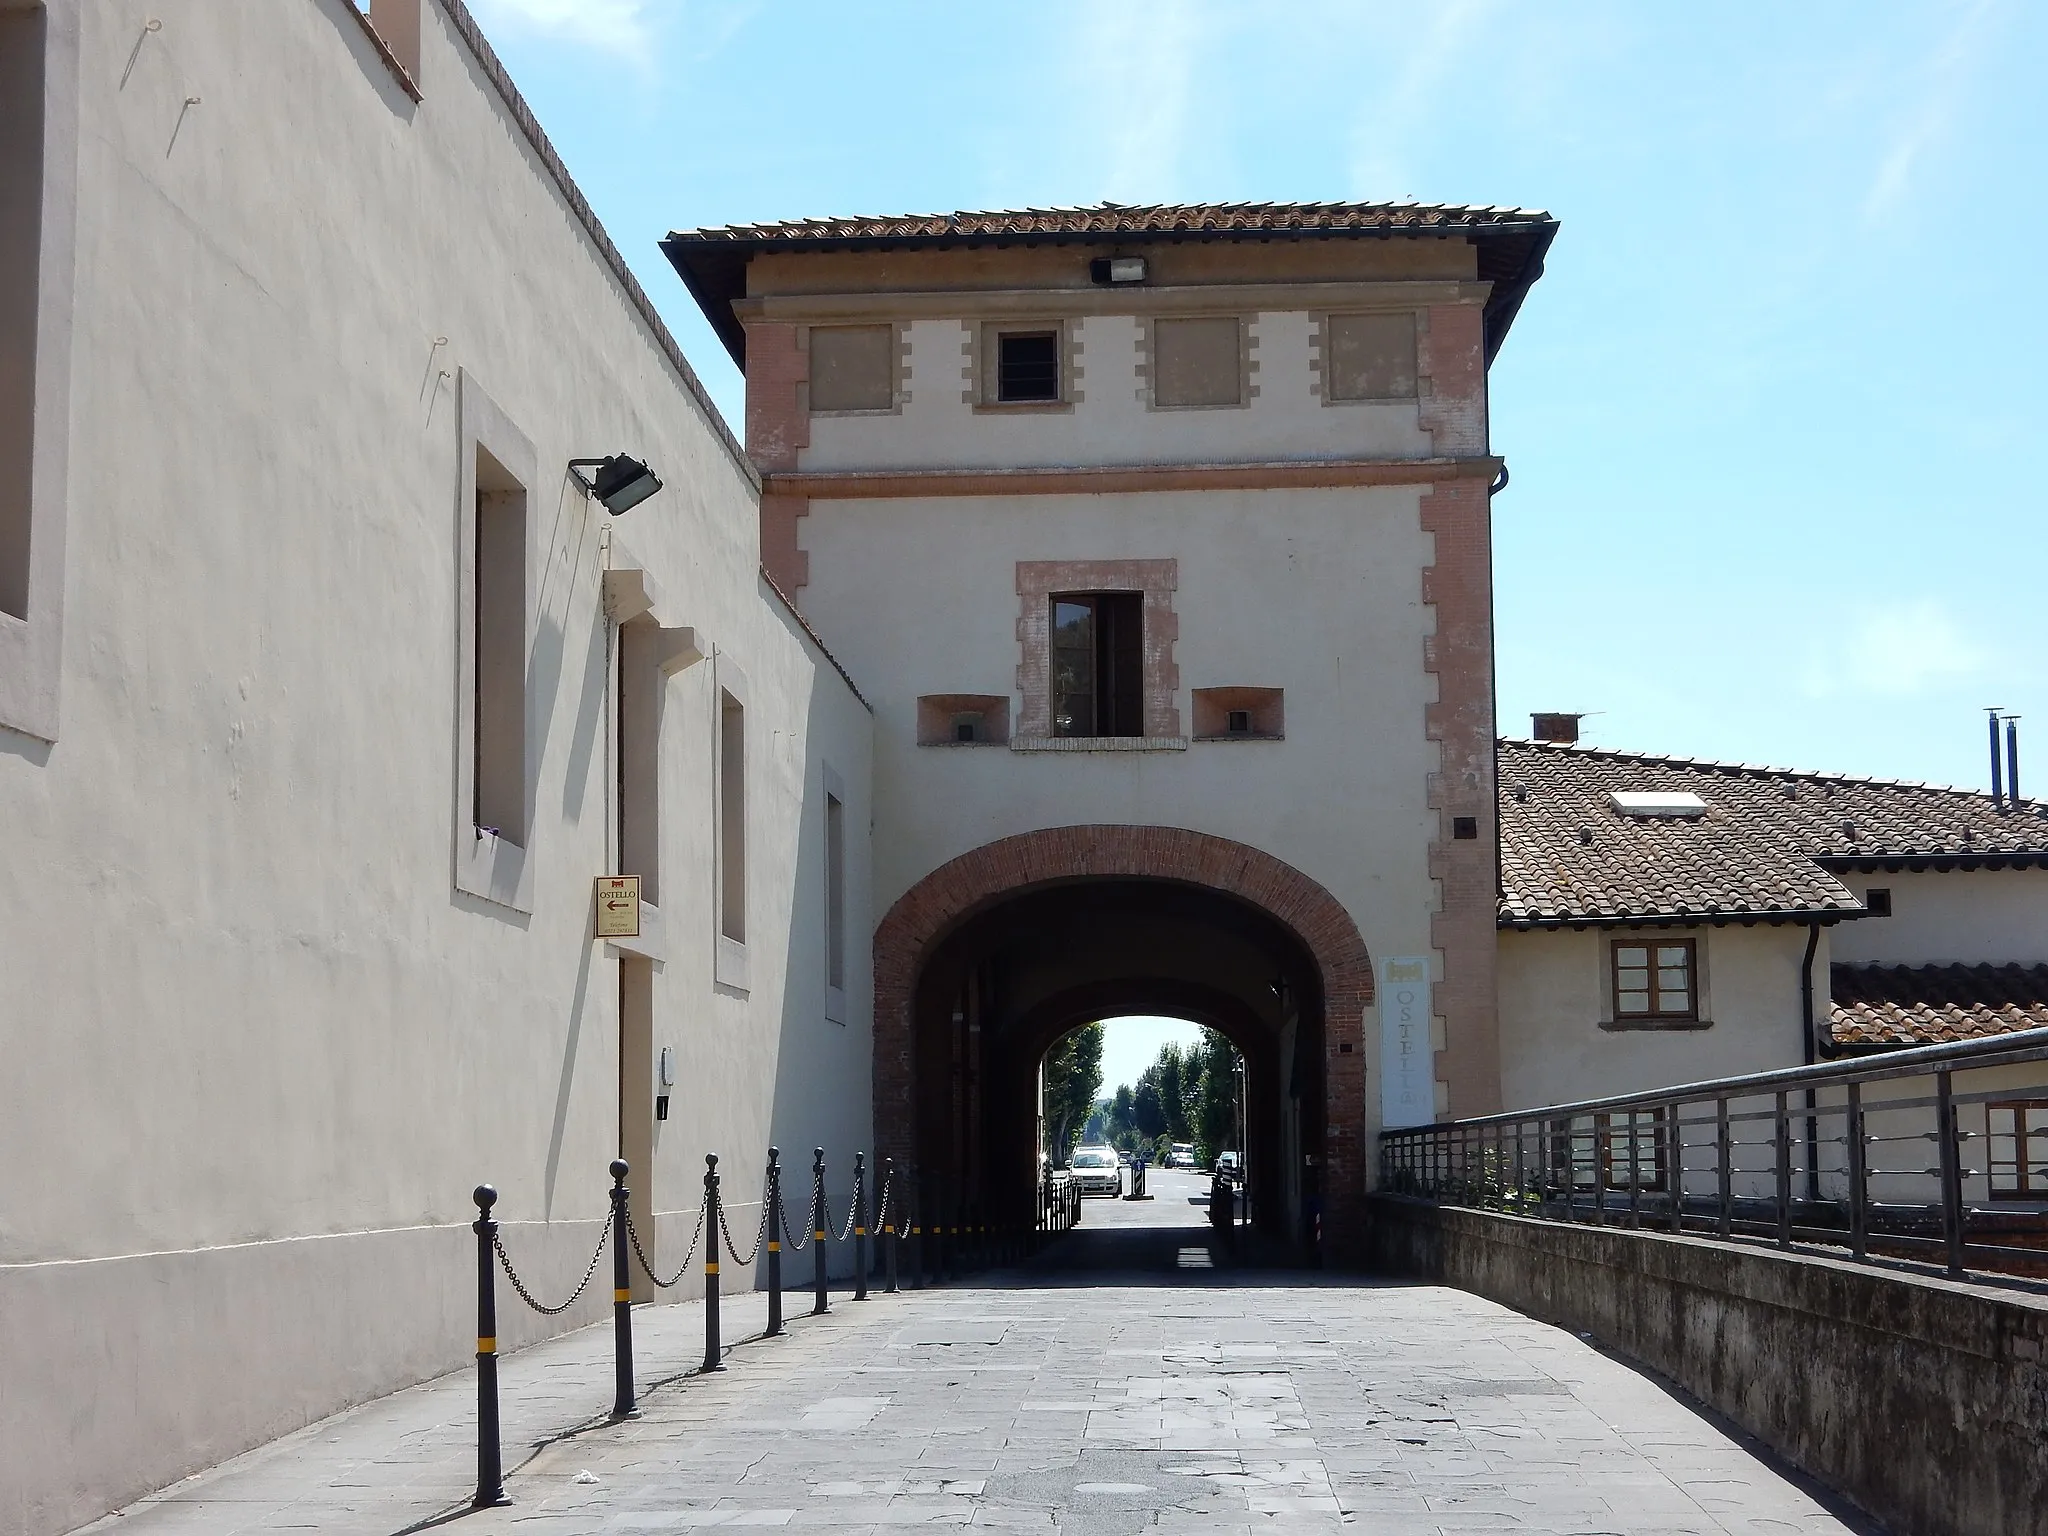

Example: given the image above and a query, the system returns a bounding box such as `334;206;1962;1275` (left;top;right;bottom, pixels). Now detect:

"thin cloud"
1862;0;2000;224
470;0;653;58
1802;599;1991;698
1068;0;1208;201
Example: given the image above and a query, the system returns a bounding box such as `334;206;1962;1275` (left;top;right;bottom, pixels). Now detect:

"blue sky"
472;0;2045;793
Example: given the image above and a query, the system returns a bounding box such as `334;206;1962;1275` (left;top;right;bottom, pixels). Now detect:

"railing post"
853;1152;869;1301
1627;1113;1642;1228
1774;1092;1793;1249
1845;1084;1868;1262
1937;1069;1966;1277
471;1185;509;1509
764;1147;784;1337
1716;1098;1733;1238
884;1158;900;1293
811;1148;830;1315
1666;1104;1683;1233
701;1154;724;1372
608;1160;637;1420
1590;1120;1606;1227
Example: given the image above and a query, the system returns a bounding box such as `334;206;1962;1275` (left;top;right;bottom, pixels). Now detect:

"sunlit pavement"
84;1165;1871;1535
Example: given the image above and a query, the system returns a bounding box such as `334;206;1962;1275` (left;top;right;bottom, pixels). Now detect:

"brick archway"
872;825;1376;1249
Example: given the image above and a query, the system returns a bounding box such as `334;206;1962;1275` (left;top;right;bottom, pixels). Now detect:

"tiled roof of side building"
1497;738;2048;928
661;201;1558;369
1826;963;2048;1049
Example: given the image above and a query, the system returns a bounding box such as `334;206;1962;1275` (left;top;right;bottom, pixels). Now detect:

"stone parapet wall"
1367;1196;2048;1536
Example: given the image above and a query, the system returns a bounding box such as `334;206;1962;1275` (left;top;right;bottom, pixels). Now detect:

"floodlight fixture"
569;454;663;515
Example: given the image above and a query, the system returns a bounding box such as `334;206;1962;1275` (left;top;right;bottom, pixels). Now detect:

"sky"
1097;1016;1206;1097
469;0;2046;792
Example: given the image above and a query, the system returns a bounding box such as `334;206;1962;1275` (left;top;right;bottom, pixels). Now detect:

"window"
1050;593;1142;738
718;690;746;944
1151;316;1243;408
825;790;846;990
1324;312;1417;401
1612;939;1696;1021
453;373;536;911
915;693;1009;746
1988;1101;2048;1198
996;331;1059;402
1452;816;1479;840
808;324;895;413
1227;710;1251;735
0;5;43;625
472;449;527;844
1192;687;1283;741
1865;887;1893;918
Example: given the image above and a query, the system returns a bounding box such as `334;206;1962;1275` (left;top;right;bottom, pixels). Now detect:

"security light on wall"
569;454;664;515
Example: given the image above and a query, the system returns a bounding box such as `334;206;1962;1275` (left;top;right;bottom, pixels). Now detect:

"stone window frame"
802;321;910;419
1309;309;1421;407
0;0;77;745
1013;559;1180;746
962;318;1084;414
1134;313;1259;413
452;371;538;915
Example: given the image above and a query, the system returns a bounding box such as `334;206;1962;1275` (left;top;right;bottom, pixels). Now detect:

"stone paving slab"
79;1256;1878;1535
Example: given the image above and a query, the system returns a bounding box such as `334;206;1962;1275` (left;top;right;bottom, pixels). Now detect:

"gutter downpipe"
1800;920;1822;1205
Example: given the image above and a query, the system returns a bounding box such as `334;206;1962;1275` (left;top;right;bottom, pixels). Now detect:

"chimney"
1531;712;1583;745
1988;707;2006;809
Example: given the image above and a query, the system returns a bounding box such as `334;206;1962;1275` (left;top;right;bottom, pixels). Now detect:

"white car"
1168;1145;1197;1170
1067;1146;1123;1196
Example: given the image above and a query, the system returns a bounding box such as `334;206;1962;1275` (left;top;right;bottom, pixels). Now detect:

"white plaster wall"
0;4;871;1531
1827;868;2048;967
803;312;1438;472
1497;926;1819;1109
796;480;1443;1060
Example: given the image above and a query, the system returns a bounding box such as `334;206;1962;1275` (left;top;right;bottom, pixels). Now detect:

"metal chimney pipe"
1988;708;2006;809
2007;716;2021;807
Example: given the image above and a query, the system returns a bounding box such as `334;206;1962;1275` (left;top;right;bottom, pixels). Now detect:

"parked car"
1168;1143;1197;1170
1213;1151;1243;1183
1067;1146;1123;1196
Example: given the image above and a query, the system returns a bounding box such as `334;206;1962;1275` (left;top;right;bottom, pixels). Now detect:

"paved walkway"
80;1176;1871;1535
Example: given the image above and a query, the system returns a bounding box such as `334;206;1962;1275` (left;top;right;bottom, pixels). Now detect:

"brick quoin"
871;825;1379;1257
743;321;811;595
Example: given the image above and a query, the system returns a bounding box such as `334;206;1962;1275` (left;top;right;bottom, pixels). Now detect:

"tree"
1194;1028;1238;1164
1041;1022;1103;1160
1131;1075;1167;1141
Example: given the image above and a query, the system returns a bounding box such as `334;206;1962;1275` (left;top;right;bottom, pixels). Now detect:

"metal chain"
493;1226;609;1317
623;1194;707;1290
719;1197;769;1268
778;1187;813;1252
838;1183;861;1242
873;1173;892;1233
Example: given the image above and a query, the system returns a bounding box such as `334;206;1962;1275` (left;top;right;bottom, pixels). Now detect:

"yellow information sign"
594;875;641;939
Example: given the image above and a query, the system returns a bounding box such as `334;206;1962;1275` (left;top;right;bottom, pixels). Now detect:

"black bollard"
701;1155;725;1372
811;1148;829;1315
884;1158;899;1294
472;1185;510;1508
764;1148;784;1338
609;1160;637;1420
853;1153;869;1301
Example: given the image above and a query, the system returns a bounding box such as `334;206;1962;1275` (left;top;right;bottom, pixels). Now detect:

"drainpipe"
1800;920;1822;1205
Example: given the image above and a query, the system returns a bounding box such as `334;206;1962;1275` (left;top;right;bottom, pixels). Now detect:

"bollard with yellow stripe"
701;1154;726;1373
608;1159;638;1421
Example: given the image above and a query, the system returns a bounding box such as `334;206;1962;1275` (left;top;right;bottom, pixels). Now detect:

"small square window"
1611;938;1697;1022
1226;709;1252;735
1452;816;1478;840
808;324;895;412
1865;887;1892;918
997;331;1060;402
954;715;980;743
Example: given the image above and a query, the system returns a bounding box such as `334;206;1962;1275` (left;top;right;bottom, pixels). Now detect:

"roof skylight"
1610;790;1708;819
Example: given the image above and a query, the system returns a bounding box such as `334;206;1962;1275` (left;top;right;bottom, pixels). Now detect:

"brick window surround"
871;825;1375;1255
1014;559;1179;741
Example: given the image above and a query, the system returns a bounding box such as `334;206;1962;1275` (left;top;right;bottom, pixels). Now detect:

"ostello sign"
594;875;641;938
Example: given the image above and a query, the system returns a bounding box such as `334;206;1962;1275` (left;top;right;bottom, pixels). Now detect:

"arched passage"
873;827;1374;1256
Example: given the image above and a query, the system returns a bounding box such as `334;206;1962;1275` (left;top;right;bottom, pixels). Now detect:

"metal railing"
1379;1028;2048;1285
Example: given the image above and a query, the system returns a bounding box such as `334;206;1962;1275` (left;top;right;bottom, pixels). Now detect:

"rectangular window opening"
1151;316;1243;408
1611;938;1697;1022
1865;887;1892;918
473;449;527;846
1988;1100;2048;1198
0;5;46;622
997;330;1060;403
825;791;846;991
1050;592;1143;738
808;323;895;412
1326;312;1418;402
719;690;747;944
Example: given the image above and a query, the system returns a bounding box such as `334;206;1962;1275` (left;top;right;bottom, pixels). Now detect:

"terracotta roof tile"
1497;739;2048;927
1826;963;2048;1048
670;201;1555;244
